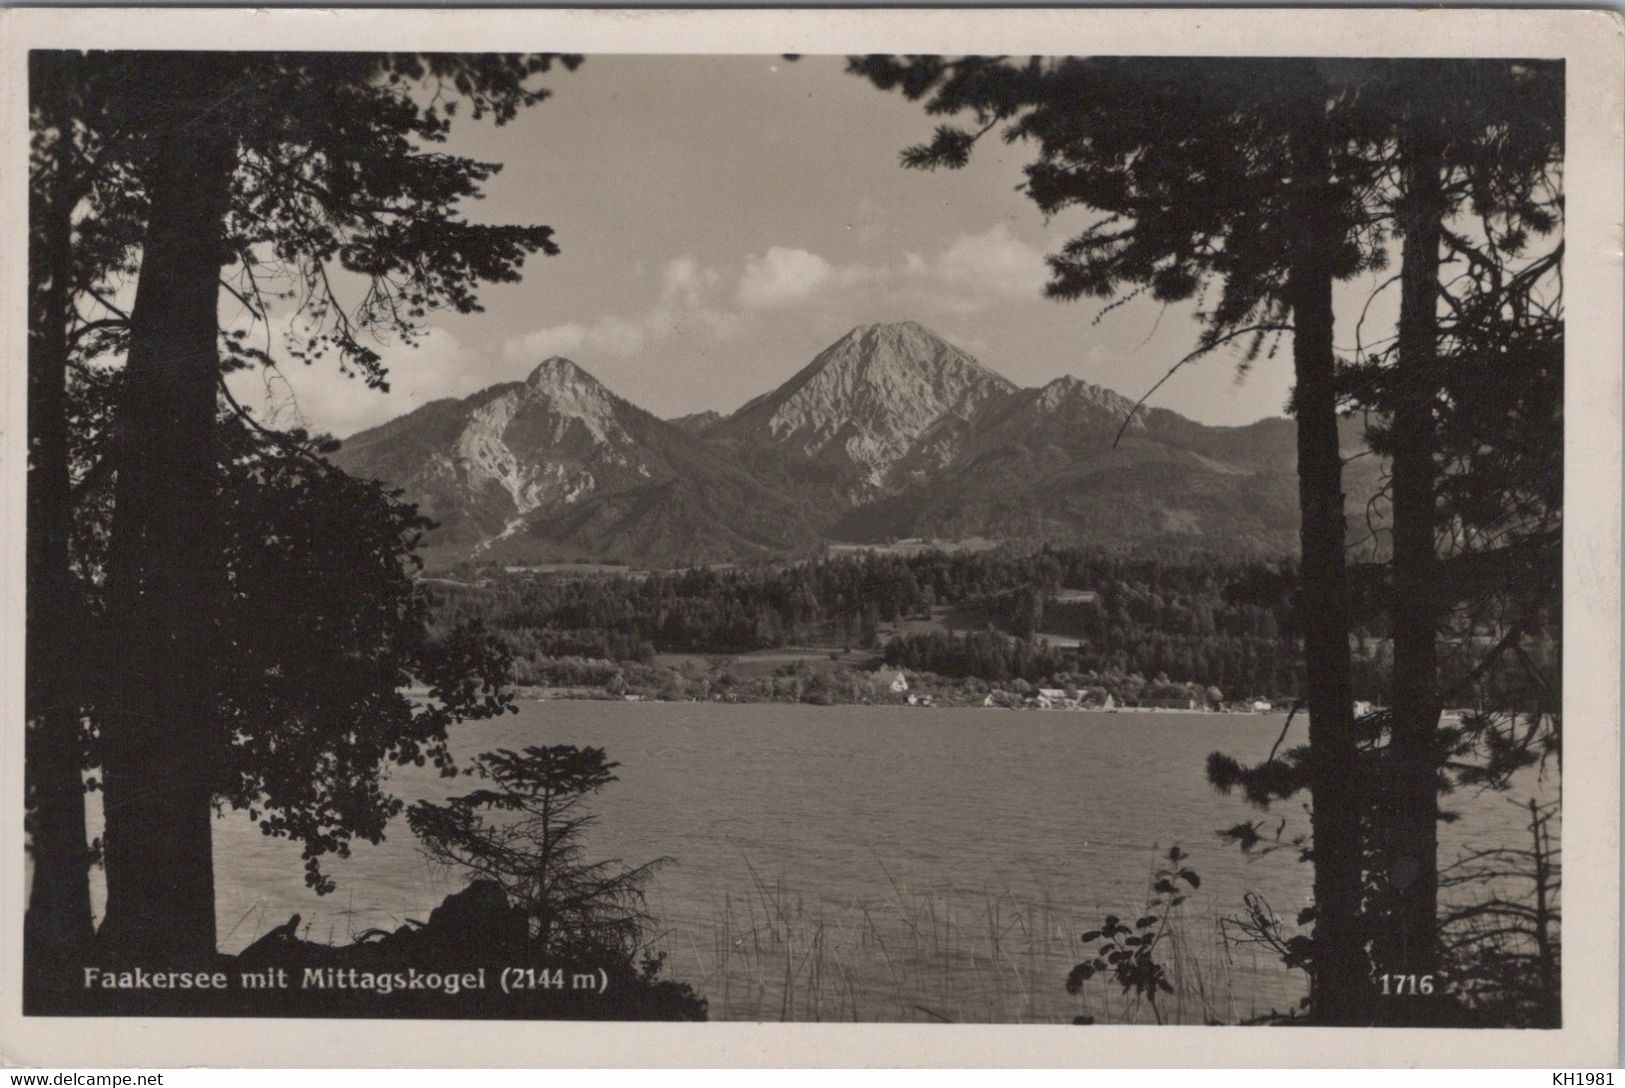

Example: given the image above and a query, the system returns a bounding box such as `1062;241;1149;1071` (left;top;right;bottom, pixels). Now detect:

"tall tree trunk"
98;82;236;962
1290;264;1370;1024
25;164;96;979
1382;112;1446;1012
1288;101;1370;1025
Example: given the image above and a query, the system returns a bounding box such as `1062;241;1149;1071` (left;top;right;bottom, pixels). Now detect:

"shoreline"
502;686;1282;715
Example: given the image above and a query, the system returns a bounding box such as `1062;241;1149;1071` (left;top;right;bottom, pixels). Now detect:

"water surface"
94;701;1554;1022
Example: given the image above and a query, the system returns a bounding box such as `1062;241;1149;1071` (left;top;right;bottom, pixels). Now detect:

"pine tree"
851;55;1386;1022
29;51;579;962
23;50;128;972
407;746;667;957
1341;60;1562;1009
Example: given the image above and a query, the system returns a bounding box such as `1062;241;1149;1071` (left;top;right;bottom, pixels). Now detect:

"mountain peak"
714;321;1015;491
848;318;932;336
811;320;1005;386
1037;374;1136;412
834;320;950;354
526;355;594;388
520;356;628;423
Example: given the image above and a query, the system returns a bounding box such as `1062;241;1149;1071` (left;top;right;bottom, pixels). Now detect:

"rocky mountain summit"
709;321;1015;496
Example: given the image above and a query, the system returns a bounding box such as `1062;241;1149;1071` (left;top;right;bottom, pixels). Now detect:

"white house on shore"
1027;687;1117;710
1035;687;1070;708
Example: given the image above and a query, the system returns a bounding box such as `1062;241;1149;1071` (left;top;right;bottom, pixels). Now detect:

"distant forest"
422;547;1540;703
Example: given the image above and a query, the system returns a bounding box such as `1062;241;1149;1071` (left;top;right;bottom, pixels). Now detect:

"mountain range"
331;321;1373;568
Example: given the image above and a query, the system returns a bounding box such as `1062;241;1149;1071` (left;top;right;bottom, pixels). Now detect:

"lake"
90;701;1556;1023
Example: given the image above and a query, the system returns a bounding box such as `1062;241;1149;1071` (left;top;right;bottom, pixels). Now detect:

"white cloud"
729;227;1050;320
658;256;720;311
736;247;837;310
929;224;1052;298
503;322;588;360
501;255;740;378
225;325;496;439
652;257;740;340
734;246;890;312
502;314;646;365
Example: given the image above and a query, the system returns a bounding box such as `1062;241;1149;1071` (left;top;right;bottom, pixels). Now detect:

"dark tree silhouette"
25;52;125;971
849;55;1387;1022
1350;61;1562;1006
408;746;667;959
1163;60;1560;1026
27;50;579;963
97;54;244;961
211;422;518;897
22;363;521;1009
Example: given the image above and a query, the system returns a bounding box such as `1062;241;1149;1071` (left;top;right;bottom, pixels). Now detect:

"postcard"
1;5;1620;1069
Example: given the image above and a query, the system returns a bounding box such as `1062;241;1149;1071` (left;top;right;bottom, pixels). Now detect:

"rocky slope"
331;357;821;565
708;321;1015;498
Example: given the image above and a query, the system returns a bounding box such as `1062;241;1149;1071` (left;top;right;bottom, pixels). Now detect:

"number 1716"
1377;973;1435;995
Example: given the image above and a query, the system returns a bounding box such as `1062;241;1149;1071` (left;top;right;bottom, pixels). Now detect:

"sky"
234;54;1402;439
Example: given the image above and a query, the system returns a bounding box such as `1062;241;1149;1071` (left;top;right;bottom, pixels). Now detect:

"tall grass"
641;845;1306;1023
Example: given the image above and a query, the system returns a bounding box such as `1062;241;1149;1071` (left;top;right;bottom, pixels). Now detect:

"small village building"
1034;687;1079;709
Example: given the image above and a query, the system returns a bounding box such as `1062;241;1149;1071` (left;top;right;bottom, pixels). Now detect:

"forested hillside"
424;547;1433;703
